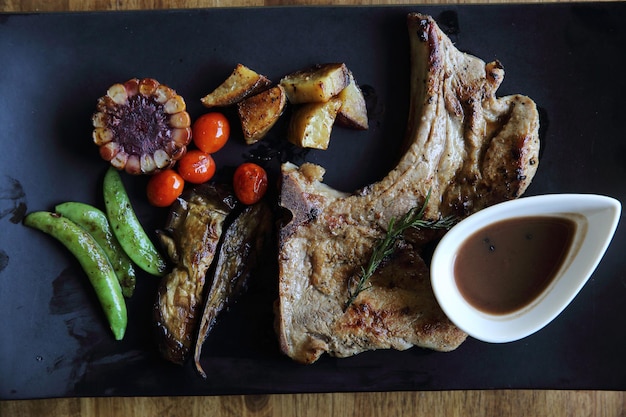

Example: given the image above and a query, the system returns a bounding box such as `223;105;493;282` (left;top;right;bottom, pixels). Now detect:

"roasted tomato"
146;169;185;207
233;162;268;205
192;112;230;154
177;149;216;184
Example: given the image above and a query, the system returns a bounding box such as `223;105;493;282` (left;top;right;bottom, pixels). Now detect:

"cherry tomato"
176;149;216;184
233;162;268;205
192;112;230;154
146;169;184;207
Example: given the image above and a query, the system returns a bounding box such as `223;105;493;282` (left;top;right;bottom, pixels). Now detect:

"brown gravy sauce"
454;216;577;315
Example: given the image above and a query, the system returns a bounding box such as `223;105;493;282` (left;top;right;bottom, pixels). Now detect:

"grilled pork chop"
275;13;540;364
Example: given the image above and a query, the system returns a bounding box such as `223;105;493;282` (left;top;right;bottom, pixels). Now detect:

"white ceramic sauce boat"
430;194;621;343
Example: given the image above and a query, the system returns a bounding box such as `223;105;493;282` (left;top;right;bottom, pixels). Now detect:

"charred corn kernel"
92;78;192;175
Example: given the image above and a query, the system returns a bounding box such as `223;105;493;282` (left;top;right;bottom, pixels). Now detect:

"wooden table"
1;0;624;415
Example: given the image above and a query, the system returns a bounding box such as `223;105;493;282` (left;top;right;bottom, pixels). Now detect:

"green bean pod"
103;167;167;276
24;211;127;340
55;201;136;298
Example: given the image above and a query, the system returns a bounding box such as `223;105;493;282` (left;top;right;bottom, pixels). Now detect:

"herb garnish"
344;191;456;311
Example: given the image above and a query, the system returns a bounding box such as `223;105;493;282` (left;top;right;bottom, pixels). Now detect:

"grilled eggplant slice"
154;184;236;364
201;64;272;108
193;200;273;378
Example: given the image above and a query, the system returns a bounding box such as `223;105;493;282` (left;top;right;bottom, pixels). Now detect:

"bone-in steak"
275;13;540;364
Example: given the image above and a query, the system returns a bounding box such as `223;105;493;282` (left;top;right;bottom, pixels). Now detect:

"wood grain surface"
1;0;624;416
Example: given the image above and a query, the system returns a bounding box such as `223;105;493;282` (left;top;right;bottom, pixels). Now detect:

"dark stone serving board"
1;3;625;399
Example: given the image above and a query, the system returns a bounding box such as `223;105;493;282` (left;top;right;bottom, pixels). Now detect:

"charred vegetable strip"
193;201;273;378
103;167;167;276
154;184;236;364
55;202;136;298
24;211;127;340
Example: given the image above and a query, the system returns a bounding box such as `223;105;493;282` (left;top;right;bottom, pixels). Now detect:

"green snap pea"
103;167;167;277
55;202;136;298
24;211;127;340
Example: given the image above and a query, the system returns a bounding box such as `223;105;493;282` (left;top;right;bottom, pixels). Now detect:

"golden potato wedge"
280;63;349;104
336;71;369;130
237;84;287;144
287;97;342;150
201;64;272;108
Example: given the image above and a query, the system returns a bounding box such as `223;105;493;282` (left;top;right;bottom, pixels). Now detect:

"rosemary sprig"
344;192;456;311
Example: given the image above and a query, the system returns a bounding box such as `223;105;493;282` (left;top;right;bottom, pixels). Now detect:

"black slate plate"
1;3;625;400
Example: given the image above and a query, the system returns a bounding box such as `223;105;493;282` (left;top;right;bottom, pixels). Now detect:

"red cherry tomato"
192;112;230;154
146;169;184;207
176;149;216;184
233;162;268;205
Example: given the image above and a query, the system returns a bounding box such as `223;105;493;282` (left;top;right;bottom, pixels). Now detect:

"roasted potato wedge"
287;97;342;150
237;85;287;144
336;70;369;130
280;63;349;104
201;64;272;108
